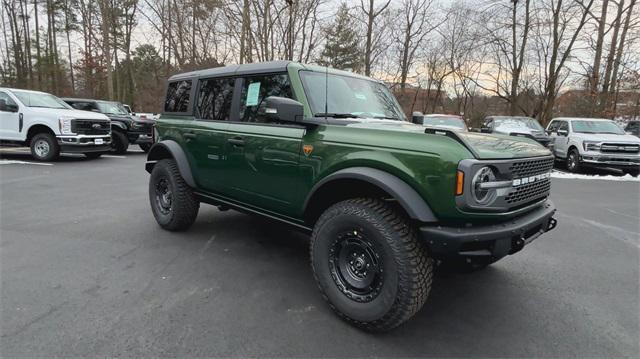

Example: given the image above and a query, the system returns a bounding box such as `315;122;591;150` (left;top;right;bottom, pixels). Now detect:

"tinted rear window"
165;80;192;112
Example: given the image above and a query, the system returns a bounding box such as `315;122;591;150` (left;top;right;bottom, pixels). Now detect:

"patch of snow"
0;160;53;166
551;170;639;182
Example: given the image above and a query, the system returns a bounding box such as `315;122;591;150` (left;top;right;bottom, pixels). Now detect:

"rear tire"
111;130;129;154
310;198;433;331
566;149;581;173
30;132;60;161
139;143;152;153
149;159;199;231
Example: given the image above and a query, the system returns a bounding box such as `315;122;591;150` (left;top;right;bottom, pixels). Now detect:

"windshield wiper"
314;113;363;119
371;115;400;120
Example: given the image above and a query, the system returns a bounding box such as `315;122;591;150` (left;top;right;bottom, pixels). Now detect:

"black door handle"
227;137;245;146
183;132;196;140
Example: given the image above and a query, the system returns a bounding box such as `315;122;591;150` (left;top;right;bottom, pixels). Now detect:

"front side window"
558;121;568;132
165;80;192;112
238;74;293;123
547;121;559;132
197;77;234;121
0;91;18;108
300;71;406;121
11;90;70;109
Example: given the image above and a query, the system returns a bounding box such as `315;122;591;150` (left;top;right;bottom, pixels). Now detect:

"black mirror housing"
261;96;304;123
411;111;424;125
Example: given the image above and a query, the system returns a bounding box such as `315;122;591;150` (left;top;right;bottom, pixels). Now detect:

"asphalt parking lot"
1;149;638;357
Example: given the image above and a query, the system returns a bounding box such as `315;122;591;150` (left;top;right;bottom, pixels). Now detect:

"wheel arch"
303;167;438;225
145;140;196;187
26;124;56;144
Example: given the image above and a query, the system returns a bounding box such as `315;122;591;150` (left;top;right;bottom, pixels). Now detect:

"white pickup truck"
0;88;112;161
546;117;640;175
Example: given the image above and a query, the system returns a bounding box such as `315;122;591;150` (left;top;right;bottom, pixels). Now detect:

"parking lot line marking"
0;160;53;166
102;155;127;159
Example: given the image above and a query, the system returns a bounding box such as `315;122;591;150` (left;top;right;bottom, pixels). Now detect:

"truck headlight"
471;166;497;205
583;141;601;151
58;116;75;134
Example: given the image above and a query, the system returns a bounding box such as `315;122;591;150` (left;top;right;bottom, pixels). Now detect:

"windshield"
300;71;406;121
97;101;128;115
11;90;71;109
423;116;466;130
572;120;624;134
494;117;543;131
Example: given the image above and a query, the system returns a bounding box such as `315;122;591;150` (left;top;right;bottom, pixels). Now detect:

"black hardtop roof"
62;97;119;104
167;60;378;83
485;115;538;121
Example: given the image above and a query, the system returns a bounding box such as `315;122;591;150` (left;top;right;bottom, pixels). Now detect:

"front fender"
145;140;196;187
303;167;438;222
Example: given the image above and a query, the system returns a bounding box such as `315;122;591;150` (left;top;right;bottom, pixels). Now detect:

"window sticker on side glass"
246;82;261;106
354;93;366;100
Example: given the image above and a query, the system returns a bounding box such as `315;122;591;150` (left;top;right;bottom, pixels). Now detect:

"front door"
222;73;304;217
553;121;570;158
0;91;21;140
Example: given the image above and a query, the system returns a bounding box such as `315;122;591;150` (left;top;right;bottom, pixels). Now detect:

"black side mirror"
0;99;17;112
260;96;304;123
411;111;424;125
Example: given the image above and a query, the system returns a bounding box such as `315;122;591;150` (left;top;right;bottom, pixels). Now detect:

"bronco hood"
345;119;551;159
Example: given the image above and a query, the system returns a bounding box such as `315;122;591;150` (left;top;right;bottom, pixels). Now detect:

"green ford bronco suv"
145;61;557;331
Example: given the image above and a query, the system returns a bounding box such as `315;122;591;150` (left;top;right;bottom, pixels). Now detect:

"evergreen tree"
317;3;363;72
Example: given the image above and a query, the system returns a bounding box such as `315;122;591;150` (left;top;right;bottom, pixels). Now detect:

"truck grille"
600;143;639;153
72;119;110;135
506;157;554;207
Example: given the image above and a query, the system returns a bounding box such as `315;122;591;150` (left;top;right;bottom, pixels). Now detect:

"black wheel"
84;152;103;159
149;159;199;231
111;130;129;154
310;198;433;331
139;143;152;153
30;132;60;161
566;149;581;173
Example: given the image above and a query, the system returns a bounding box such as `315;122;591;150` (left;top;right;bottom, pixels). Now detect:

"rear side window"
165;80;192;112
238;74;293;123
196;78;234;121
558;121;568;132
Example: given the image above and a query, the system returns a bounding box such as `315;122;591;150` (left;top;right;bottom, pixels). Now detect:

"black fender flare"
145;140;196;187
303;167;438;222
111;122;127;131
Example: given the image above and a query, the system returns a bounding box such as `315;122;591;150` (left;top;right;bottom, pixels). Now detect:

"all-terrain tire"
111;130;129;154
149;159;199;231
139;143;152;153
566;149;581;173
310;198;433;331
30;132;60;161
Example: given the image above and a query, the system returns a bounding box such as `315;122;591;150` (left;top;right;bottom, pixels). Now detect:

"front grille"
600;143;639;153
508;157;554;178
72;119;110;135
505;157;554;207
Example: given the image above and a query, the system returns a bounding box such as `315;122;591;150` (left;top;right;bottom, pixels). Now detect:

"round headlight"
471;166;497;205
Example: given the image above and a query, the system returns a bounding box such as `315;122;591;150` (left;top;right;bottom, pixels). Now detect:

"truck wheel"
566;149;581;173
30;133;60;161
310;198;433;331
149;159;199;231
111;130;129;154
84;152;102;159
139;143;152;153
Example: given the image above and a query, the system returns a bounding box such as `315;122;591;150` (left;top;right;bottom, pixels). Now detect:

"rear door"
221;73;305;216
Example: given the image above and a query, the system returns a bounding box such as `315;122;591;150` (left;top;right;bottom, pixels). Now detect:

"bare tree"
360;0;391;76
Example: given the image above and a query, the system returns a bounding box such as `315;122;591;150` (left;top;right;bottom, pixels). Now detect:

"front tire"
111;130;129;154
310;198;433;331
566;149;581;173
30;132;60;161
149;159;199;231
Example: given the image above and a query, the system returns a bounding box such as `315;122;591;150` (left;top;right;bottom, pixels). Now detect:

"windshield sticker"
354;93;367;100
246;82;261;106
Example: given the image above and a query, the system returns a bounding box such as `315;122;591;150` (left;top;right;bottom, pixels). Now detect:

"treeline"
1;0;639;123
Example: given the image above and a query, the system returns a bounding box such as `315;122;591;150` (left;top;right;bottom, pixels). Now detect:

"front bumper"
129;133;153;144
420;200;557;262
580;152;640;168
57;134;111;147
